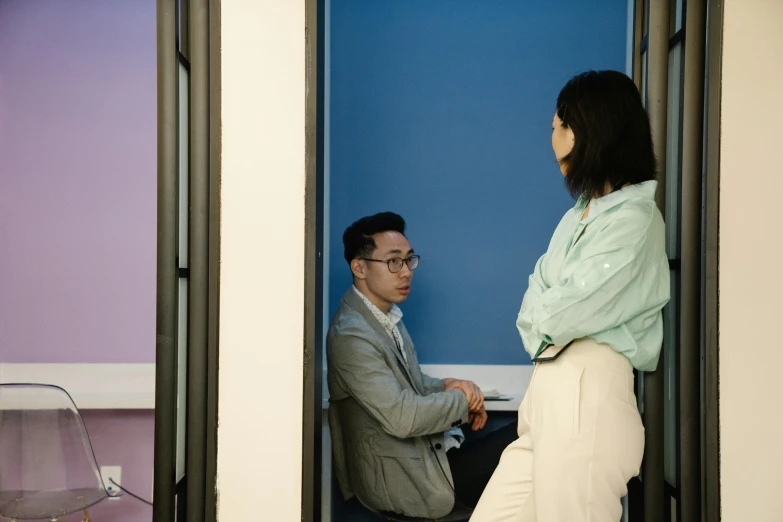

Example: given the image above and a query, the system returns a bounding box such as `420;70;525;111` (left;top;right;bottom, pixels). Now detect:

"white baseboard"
0;363;156;409
0;362;531;412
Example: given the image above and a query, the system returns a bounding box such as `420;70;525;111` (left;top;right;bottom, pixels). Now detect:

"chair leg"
82;509;92;522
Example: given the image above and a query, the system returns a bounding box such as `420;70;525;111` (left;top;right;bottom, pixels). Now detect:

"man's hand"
444;378;484;412
468;406;488;431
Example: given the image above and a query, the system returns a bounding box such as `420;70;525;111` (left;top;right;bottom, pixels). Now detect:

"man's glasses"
360;255;420;273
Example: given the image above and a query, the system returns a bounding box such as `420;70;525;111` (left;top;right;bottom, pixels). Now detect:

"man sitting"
327;212;517;519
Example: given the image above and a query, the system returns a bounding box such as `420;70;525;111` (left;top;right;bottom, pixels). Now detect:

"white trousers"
471;339;645;522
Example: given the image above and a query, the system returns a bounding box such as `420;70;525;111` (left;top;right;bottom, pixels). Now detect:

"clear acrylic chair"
0;384;109;521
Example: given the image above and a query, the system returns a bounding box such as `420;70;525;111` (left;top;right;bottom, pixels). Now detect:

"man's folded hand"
468;406;488;431
444;378;484;412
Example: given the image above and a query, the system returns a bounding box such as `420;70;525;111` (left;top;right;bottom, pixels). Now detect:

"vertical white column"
719;0;783;520
217;1;306;520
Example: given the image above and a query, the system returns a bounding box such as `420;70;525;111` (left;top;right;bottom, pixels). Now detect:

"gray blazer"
327;289;470;519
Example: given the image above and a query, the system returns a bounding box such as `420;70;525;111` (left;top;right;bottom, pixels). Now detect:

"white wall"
719;1;783;520
217;0;306;520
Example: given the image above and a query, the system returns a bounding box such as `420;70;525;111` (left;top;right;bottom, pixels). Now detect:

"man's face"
354;231;415;310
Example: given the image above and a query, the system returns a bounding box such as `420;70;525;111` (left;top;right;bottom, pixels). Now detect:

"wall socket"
100;466;122;500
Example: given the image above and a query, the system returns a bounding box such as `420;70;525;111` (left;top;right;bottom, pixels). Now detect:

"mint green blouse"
516;181;670;371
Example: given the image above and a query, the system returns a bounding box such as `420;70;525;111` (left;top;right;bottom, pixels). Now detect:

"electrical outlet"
100;466;122;500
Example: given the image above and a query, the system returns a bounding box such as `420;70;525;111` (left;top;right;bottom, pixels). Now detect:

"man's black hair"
343;212;406;265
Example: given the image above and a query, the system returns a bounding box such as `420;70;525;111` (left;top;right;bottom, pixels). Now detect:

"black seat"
371;503;473;522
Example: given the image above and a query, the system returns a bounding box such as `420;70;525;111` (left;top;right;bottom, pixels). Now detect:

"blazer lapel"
397;322;427;392
342;289;423;394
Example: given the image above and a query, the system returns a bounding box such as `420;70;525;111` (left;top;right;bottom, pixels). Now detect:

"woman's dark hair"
556;70;657;199
343;212;406;264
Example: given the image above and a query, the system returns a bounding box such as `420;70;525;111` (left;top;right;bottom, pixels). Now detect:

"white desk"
321;364;532;412
420;364;531;412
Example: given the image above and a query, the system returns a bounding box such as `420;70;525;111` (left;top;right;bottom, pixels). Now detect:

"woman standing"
471;70;670;521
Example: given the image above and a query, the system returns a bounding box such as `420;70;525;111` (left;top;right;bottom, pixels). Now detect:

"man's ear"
350;259;366;280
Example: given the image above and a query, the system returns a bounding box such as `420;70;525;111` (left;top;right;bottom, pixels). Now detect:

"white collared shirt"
352;285;407;364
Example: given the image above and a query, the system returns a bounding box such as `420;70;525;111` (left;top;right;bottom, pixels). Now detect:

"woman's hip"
520;337;642;439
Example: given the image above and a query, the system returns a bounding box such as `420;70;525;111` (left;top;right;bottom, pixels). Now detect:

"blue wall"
329;0;628;365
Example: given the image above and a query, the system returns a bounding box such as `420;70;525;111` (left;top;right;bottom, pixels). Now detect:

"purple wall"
0;0;157;364
0;2;157;520
71;410;155;522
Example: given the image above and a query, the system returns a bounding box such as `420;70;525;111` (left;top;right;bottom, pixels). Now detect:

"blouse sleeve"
517;213;665;350
516;253;549;358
